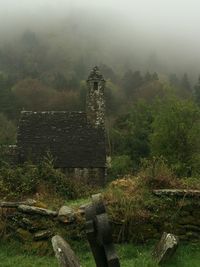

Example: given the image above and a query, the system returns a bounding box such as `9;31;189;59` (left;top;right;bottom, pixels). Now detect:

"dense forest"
0;26;200;179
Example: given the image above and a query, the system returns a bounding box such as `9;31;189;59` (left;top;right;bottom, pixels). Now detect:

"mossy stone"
31;241;51;255
16;228;32;242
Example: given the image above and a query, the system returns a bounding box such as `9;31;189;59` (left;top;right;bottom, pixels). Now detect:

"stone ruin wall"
111;190;200;243
64;167;106;186
0;190;199;250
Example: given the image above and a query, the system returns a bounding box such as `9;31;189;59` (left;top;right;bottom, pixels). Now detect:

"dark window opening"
94;82;98;90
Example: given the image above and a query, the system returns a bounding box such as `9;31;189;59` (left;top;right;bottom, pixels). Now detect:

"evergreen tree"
111;100;152;170
152;72;159;80
169;73;179;86
194;75;200;105
181;73;191;91
122;70;143;97
151;98;200;177
144;71;152;82
99;64;117;82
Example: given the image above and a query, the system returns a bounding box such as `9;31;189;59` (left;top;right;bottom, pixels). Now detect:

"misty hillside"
1;0;200;76
0;0;200;178
0;2;200;267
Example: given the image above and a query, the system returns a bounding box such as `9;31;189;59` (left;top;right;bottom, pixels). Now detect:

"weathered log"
18;205;57;217
51;235;81;267
0;199;37;208
152;232;179;264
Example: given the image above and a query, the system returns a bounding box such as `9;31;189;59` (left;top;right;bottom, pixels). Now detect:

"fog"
0;0;200;79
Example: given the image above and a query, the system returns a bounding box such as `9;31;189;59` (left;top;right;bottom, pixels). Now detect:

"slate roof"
17;111;106;168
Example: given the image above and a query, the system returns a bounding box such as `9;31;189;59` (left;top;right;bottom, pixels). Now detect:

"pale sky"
0;0;199;32
0;0;200;76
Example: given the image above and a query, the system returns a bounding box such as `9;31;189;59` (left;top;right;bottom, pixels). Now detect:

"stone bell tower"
86;66;105;128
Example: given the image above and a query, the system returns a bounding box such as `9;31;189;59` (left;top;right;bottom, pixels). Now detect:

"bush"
139;156;178;189
0;162;39;199
108;155;133;180
0;154;93;200
110;101;152;171
104;176;156;242
150;98;200;177
38;154;91;199
0;113;16;145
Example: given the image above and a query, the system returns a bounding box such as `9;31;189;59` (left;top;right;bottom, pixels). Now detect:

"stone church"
14;67;106;185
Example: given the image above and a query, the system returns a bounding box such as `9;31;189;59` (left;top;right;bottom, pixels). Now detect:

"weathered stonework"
4;67;106;186
87;66;105;128
17;111;105;169
0;192;200;252
152;232;179;264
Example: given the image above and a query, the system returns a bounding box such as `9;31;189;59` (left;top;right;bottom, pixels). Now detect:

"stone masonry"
8;67;107;185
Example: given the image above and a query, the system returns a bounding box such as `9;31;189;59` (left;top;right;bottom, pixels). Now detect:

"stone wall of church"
64;167;106;186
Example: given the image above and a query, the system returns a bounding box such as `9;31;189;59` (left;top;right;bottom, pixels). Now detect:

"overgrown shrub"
104;176;157;242
139;156;178;189
38;154;91;199
150;98;200;177
0;113;16;145
0;154;92;200
110;101;152;171
108;155;133;180
0;161;39;199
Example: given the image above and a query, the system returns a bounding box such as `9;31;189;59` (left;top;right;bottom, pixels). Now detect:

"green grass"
0;241;200;267
116;243;200;267
66;197;91;208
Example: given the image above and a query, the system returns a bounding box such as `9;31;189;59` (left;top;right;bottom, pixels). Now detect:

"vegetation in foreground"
0;156;199;246
0;154;96;202
0;240;200;267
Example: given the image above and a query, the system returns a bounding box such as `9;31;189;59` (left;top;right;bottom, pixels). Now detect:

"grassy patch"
0;241;200;267
66;197;91;208
0;243;58;267
117;243;200;267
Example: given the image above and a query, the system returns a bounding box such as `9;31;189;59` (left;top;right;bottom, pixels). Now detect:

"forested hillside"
0;2;200;266
0;25;200;178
